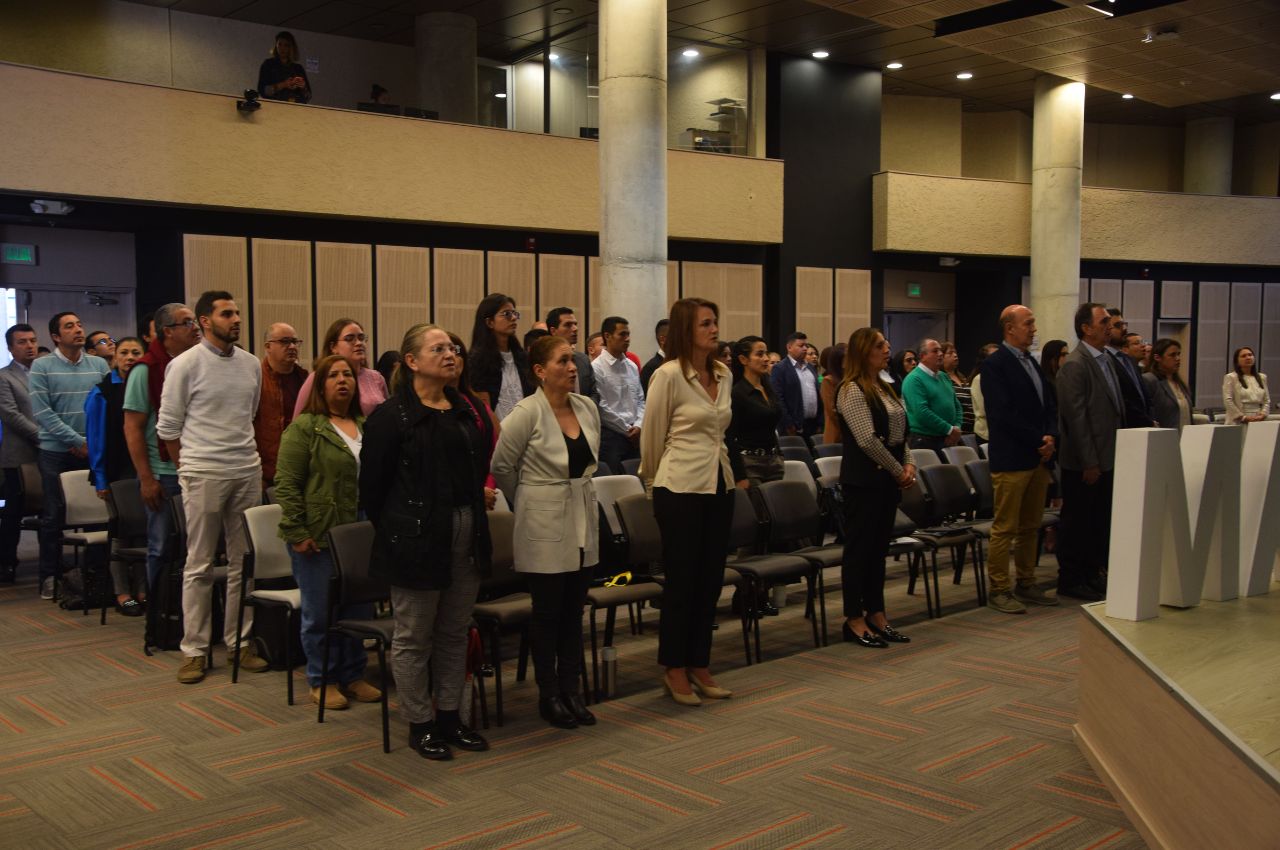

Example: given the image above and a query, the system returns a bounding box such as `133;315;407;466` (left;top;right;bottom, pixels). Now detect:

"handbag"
740;453;785;485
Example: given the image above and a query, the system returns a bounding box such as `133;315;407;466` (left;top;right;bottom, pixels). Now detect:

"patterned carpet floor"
0;538;1145;850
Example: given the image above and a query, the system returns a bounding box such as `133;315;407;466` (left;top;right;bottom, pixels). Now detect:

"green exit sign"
906;281;922;298
1;243;37;266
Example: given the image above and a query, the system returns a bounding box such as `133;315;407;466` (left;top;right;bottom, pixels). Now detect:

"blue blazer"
981;345;1059;473
770;358;823;433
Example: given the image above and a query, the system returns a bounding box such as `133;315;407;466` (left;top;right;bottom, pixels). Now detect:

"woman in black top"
360;323;493;761
727;336;783;487
468;292;534;422
257;31;311;103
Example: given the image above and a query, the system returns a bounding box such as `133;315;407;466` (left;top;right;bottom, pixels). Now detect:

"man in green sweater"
901;338;962;456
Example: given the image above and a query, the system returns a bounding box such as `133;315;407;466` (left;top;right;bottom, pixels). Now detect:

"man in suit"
1105;308;1154;428
0;324;40;583
981;306;1059;614
771;331;823;436
1055;302;1123;601
640;318;668;396
546;307;599;404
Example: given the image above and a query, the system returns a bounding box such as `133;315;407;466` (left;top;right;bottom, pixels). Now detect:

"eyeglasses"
165;319;197;328
497;310;521;320
426;344;463;357
268;337;303;347
339;333;368;344
92;337;115;347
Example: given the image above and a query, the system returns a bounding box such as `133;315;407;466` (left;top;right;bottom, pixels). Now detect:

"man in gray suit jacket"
546;307;599;404
0;324;41;583
1054;303;1123;601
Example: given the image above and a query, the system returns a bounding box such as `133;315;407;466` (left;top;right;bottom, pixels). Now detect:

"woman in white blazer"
1223;347;1270;424
490;335;600;730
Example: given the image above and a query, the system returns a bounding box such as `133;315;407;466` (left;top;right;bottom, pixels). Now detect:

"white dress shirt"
592;349;645;435
792;356;818;419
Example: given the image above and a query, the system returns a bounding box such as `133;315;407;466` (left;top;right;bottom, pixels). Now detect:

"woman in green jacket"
275;354;380;710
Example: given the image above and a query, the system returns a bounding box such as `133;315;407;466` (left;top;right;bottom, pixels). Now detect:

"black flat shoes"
842;622;889;648
869;621;910;643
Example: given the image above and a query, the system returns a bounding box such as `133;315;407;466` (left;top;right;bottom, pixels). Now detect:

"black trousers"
840;482;899;618
908;434;946;456
525;565;592;697
653;483;733;669
599;428;639;473
0;468;23;568
1055;468;1114;588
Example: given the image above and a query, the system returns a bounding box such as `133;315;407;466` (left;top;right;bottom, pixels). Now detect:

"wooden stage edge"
1075;594;1280;850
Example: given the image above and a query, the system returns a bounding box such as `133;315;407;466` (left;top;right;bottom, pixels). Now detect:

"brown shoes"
342;680;383;703
177;656;207;684
311;686;349;710
237;646;270;672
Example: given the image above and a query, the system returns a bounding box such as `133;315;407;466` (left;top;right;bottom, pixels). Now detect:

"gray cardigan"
0;362;38;467
1142;372;1190;431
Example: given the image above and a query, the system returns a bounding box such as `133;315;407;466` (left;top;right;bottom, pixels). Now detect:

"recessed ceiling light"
811;50;829;59
1122;93;1134;99
956;72;973;80
495;92;507;98
1271;92;1280;100
549;53;559;61
682;48;700;58
885;62;903;70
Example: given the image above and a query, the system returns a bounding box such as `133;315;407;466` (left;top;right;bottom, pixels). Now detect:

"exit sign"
906;281;922;298
1;243;36;265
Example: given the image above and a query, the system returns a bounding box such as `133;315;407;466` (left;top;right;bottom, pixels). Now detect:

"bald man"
253;322;307;486
979;305;1059;613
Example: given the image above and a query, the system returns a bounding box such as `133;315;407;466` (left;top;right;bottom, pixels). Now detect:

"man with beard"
157;291;267;683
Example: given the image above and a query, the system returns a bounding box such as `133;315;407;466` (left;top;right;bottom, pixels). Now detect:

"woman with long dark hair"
257;31;312;103
727;335;784;488
1143;339;1192;431
469;293;534;421
941;341;974;433
887;349;917;386
641;298;735;706
293;318;388;418
820;343;846;445
1224;346;1269;424
1039;340;1070;387
836;328;914;649
447;332;499;510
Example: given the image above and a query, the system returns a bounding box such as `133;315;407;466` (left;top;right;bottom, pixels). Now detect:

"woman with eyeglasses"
447;332;500;512
491;335;600;729
361;324;493;760
469;293;534;422
293;318;388;419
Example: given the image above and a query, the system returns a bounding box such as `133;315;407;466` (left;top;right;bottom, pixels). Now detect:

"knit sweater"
156;342;262;478
29;348;110;452
900;366;962;437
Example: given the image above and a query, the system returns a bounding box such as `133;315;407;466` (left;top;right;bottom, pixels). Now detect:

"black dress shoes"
842;622;888;648
0;563;16;584
539;695;578;729
409;724;453;761
439;721;489;752
868;621;910;643
563;693;596;726
1058;584;1104;602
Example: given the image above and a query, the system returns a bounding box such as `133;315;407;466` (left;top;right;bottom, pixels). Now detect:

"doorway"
883;310;953;359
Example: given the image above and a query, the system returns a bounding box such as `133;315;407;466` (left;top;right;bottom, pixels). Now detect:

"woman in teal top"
275;354;380;711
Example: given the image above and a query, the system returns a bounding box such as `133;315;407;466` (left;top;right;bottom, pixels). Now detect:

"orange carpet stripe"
1081;828;1128;849
0;735;162;776
185;817;308;850
208;694;278;728
94;652;143;678
689;736;801;775
804;774;953;823
910;684;992;714
991;707;1074;730
230;740;379;778
89;766;158;812
599;760;722;805
918;735;1013;772
780;825;847;849
98;682;233;708
718;679;787;699
1033;783;1121;810
0;805;32;818
781;708;906;742
965;656;1074;679
1035;643;1079;660
350;761;448;806
130;757;204;801
594;711;680;742
177;702;241;735
809;702;928;734
15;615;55;635
16;695;67;727
420;812;552;850
1006;815;1081;850
565;768;689;816
957;743;1049;782
122;647;172;670
879;678;965;706
934;620;1018;641
1058;771;1108;789
47;611;90;629
782;655;879;682
832;766;982;811
1011;700;1076;719
603;700;706;733
110;804;285;850
0;712;24;734
210;730;361;768
947;660;1065;686
449;737;577;775
707;812;813;850
884;643;955;666
721;746;832;785
714;687;816;715
0;729;148;764
496;823;582;850
313;770;408;817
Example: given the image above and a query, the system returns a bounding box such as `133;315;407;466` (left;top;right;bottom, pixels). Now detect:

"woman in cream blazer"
490;336;600;730
1223;347;1270;424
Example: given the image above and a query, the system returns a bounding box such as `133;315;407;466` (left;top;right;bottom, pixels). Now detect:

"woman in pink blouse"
294;318;388;418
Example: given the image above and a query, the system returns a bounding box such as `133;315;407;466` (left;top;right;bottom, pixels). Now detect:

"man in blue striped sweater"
30;312;109;599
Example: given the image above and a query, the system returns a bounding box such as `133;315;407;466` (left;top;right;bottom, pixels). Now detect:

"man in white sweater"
156;291;267;684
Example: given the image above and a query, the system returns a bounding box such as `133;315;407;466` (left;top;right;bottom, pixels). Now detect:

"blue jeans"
144;474;182;593
290;547;371;688
37;449;87;583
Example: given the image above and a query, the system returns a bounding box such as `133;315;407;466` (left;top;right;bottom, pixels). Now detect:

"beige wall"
0;63;783;244
1234;122;1280;197
962;111;1032;182
881;95;962;175
511;59;591;138
873;171;1280;266
668;51;749;152
0;0;418;111
1083;123;1184;192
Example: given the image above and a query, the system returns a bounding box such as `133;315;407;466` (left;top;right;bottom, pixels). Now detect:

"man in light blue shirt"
592;316;645;472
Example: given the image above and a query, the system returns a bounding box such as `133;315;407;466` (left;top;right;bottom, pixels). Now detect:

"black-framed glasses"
339;333;368;344
166;319;197;328
92;337;115;347
497;310;521;320
426;344;463;357
269;337;303;347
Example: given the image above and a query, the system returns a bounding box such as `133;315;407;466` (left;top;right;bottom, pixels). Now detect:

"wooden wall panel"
1228;281;1262;364
376;245;429;361
1161;280;1194;318
538;254;586;327
1122;279;1155;342
433;249;484;340
1261;283;1280;382
721;264;763;343
1196;282;1230;408
1089;278;1123;311
249;238;310;361
183;234;249;346
796;267;833;352
835;268;873;349
315;242;373;367
487;252;536;323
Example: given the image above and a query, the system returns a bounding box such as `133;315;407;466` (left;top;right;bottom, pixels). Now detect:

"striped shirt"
29;348;111;452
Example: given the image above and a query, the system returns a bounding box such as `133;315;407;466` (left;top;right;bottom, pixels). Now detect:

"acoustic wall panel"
1122;280;1155;342
1089;278;1122;311
681;262;764;343
315;242;373;366
375;245;429;362
538;254;586;328
1161;280;1194;318
1261;284;1280;383
486;252;536;322
795;267;833;352
1079;277;1089;306
183;234;249;346
835;268;873;351
1196;282;1230;408
249;238;311;361
433;249;484;341
1228;282;1262;365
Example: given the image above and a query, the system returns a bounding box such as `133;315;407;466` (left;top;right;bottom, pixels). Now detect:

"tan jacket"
640;359;734;495
490;389;600;573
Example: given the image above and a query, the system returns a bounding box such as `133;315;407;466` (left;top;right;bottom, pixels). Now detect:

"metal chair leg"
589;606;601;700
376;639;390;754
318;628;333;724
231;599;247;683
489;625;504;727
284;607;294;706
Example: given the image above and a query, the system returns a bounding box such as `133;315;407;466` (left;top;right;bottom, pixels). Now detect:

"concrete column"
1184;116;1234;195
598;0;666;362
415;13;477;124
1030;75;1085;346
747;47;767;158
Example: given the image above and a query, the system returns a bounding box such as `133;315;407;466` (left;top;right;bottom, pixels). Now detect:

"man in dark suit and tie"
0;324;40;584
640;318;668;396
546;307;599;404
981;306;1059;614
1054;303;1123;601
771;331;823;436
1105;308;1154;428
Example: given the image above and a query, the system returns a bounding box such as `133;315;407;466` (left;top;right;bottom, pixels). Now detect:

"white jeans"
179;472;260;657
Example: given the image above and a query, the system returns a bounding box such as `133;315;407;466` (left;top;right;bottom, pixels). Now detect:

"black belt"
740;447;782;457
